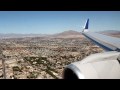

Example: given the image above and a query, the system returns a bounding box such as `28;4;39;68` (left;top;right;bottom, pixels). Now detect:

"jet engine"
62;51;120;79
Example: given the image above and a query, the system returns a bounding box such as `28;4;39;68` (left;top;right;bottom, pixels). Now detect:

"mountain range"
0;30;119;39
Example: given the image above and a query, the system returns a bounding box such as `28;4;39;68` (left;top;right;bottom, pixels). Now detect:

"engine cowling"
62;51;120;79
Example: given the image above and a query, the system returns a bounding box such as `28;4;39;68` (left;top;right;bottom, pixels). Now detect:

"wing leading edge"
82;19;120;52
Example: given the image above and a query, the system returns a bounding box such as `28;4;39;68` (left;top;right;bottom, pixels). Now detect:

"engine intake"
62;51;120;79
63;64;84;79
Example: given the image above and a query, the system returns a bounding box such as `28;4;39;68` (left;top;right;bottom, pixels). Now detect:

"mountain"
99;30;120;38
50;30;83;38
99;30;120;34
0;33;47;39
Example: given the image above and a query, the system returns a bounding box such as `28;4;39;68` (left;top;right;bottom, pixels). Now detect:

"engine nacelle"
62;51;120;79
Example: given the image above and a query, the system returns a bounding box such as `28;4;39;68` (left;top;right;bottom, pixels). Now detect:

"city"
0;30;104;79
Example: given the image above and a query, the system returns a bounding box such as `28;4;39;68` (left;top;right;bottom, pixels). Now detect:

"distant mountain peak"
51;30;83;38
56;30;81;35
99;30;120;38
99;30;120;34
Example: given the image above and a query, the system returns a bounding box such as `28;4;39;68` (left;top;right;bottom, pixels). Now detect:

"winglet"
82;18;89;32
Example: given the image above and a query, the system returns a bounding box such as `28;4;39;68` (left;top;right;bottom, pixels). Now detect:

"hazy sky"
0;11;120;34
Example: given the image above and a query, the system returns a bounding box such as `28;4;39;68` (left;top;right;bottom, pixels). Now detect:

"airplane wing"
82;19;120;52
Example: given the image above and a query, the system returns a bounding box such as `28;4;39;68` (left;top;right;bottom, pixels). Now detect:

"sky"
0;11;120;34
